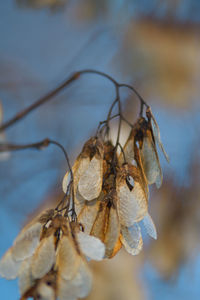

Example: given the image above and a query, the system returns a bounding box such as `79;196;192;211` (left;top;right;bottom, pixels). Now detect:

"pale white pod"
78;156;103;201
120;224;143;255
18;257;34;295
0;249;21;279
104;206;120;258
31;235;55;279
12;222;42;261
142;213;157;240
77;231;105;261
56;236;81;281
78;199;100;234
117;181;148;227
58;260;92;300
140;136;163;188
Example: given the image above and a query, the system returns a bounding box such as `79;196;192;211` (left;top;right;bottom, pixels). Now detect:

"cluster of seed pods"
62;107;169;259
0;74;168;300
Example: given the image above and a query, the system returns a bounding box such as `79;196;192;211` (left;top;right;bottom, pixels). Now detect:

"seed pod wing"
62;157;90;194
12;222;42;261
58;260;92;300
0;249;21;279
31;235;55;279
90;201;109;242
117;179;147;227
120;138;136;166
78;156;103;201
78;199;100;234
120;224;143;255
104;206;121;258
18;257;34;295
142;213;157;240
141;134;163;188
147;107;169;162
77;231;105;261
56;235;81;281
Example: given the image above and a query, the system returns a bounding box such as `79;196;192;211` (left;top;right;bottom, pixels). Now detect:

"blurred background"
0;0;200;299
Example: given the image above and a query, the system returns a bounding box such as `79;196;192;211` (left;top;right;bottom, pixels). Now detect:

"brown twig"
0;69;148;132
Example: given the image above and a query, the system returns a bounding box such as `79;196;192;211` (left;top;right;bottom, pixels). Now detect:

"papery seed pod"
78;198;101;234
89;188;122;259
12;222;43;261
31;235;56;279
77;231;105;261
116;164;148;227
90;200;109;242
120;223;143;255
0;249;21;279
142;213;157;240
0;210;54;280
103;204;121;258
56;235;81;281
63;137;104;202
119;137;137;166
57;259;92;300
146;107;169;162
18;257;34;295
140;128;163;188
20;271;57;300
78;138;104;201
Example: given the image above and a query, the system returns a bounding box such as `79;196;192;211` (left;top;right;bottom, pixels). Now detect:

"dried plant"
0;69;168;299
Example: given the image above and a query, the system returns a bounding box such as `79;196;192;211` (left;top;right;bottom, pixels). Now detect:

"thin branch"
0;73;80;132
0;69;148;132
0;138;73;181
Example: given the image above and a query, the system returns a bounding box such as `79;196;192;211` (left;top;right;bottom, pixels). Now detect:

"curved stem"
119;83;148;116
0;72;80;132
0;69;148;132
0;138;75;214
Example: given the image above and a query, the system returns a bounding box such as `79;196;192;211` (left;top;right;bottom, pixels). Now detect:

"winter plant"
0;69;168;300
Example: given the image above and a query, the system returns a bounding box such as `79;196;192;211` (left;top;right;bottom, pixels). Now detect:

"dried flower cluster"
0;70;168;299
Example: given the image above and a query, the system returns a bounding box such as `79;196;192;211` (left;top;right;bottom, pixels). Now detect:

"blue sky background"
0;0;200;299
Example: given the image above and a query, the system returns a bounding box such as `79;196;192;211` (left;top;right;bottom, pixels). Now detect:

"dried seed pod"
119;138;137;166
120;223;143;255
89;188;122;258
78;198;101;234
116;164;148;227
31;235;56;279
12;222;43;261
103;205;121;258
78;138;104;201
140;129;163;188
77;231;105;261
57;259;92;300
63;137;104;202
90;200;109;242
146;107;169;163
142;213;157;240
0;249;21;279
20;270;57;300
56;235;81;281
18;257;34;295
